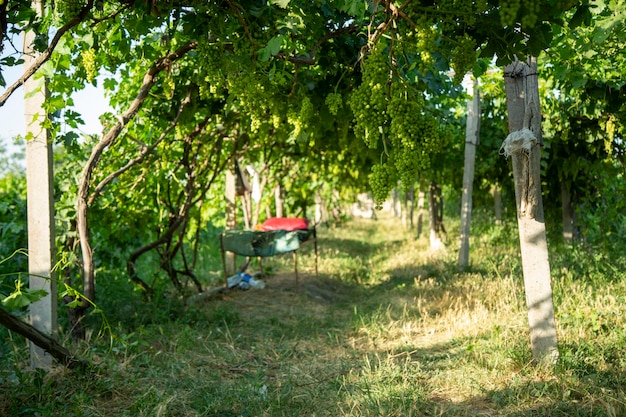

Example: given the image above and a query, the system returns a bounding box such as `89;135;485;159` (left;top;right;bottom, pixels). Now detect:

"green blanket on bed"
220;229;314;257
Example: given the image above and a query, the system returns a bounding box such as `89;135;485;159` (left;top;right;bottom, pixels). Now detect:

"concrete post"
24;0;57;369
458;79;480;270
224;168;237;275
503;58;558;364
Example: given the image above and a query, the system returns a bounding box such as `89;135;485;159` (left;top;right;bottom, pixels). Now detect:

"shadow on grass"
336;333;626;416
3;272;625;416
3;214;625;416
318;235;405;260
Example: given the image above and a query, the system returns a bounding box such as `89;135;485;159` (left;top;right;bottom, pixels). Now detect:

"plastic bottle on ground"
239;272;265;290
227;273;243;288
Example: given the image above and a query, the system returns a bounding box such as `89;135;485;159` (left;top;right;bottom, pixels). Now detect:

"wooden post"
407;184;415;229
274;184;284;218
428;182;444;250
561;181;574;244
224;167;237;275
458;79;480;270
416;179;425;238
313;227;318;277
493;182;502;225
314;191;322;225
503;58;558;364
24;0;57;369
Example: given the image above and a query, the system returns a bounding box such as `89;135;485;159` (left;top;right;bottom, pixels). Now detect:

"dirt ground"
211;270;357;321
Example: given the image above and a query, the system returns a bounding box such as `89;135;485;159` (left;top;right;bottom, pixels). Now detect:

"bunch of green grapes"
499;0;521;27
450;34;477;84
520;0;540;28
348;45;390;148
418;114;441;165
197;41;228;98
455;0;477;25
55;0;86;22
387;94;421;184
474;0;488;13
270;114;282;130
391;148;422;190
422;122;453;173
410;16;438;74
287;109;301;139
81;48;98;83
434;0;478;29
299;96;314;123
368;162;395;208
285;97;314;140
388;90;423;149
162;76;175;100
325;92;342;116
227;72;277;133
387;91;426;187
603;116;616;155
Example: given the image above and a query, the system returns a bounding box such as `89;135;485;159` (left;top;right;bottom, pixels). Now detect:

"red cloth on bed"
261;217;309;231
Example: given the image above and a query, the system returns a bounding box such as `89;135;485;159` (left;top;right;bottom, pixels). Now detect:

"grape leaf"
270;0;291;8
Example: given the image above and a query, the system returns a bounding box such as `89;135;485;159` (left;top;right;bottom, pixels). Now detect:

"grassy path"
2;211;626;416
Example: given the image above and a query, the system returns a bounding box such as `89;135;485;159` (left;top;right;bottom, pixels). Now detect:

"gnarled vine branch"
75;41;197;311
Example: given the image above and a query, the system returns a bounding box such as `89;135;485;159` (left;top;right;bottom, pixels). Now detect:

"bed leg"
257;256;264;276
313;227;318;277
219;234;228;287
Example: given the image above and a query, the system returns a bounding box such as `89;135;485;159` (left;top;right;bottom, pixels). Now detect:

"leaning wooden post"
24;0;57;369
458;78;480;271
502;57;558;364
224;166;237;276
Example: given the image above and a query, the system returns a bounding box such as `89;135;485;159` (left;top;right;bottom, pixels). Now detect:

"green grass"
1;210;626;416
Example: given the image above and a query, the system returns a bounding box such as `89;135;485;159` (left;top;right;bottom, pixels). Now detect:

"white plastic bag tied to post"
247;164;262;203
500;128;537;158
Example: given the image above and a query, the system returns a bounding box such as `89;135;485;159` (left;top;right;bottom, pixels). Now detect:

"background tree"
541;2;626;247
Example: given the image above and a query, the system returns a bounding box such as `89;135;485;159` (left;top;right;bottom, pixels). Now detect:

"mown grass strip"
1;210;625;416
